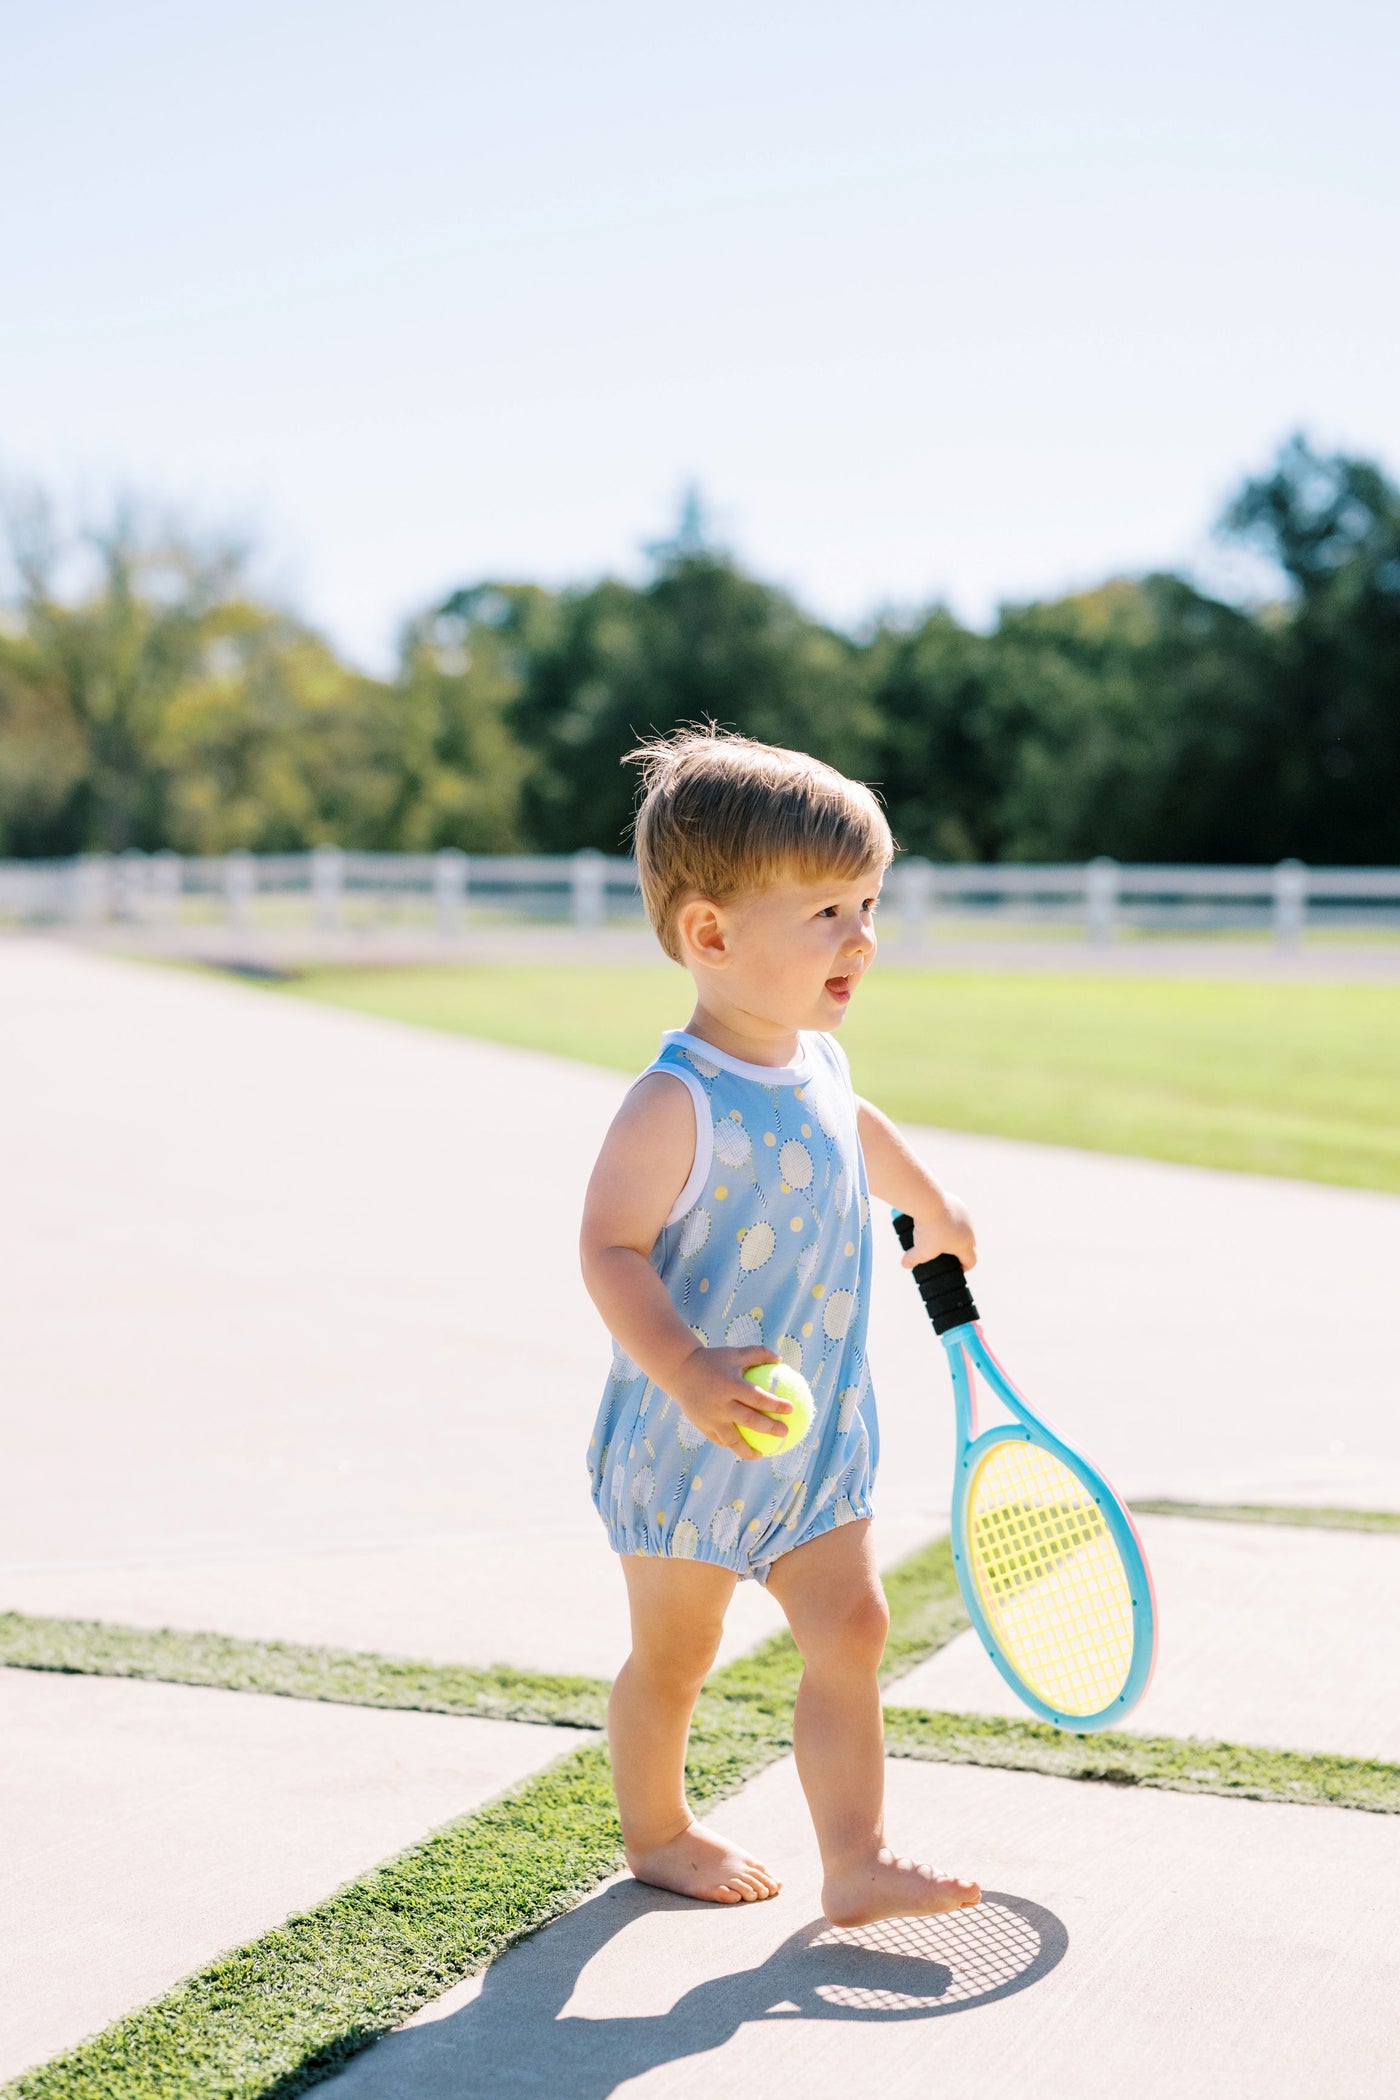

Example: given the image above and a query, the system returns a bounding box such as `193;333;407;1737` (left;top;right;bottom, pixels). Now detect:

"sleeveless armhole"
628;1065;713;1227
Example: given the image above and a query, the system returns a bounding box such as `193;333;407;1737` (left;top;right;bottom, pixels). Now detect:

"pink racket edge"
960;1320;1161;1712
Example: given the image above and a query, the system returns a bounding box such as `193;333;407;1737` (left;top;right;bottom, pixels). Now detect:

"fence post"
224;850;255;931
1272;858;1307;950
70;854;112;925
150;850;182;926
898;856;934;947
571;848;606;931
1085;856;1119;945
312;845;344;932
115;849;149;923
434;848;468;937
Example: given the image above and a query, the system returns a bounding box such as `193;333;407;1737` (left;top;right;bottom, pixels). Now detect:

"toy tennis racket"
893;1212;1156;1731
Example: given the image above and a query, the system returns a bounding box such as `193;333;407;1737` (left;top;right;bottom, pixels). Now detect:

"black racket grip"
892;1211;979;1334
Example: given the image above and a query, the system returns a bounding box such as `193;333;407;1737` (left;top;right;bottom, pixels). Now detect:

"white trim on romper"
658;1028;816;1087
627;1064;715;1226
639;1028;841;1228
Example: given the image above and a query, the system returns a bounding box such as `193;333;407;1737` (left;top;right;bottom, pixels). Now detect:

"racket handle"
892;1210;980;1334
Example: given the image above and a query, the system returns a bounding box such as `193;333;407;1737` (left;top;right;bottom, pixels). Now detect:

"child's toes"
744;1869;781;1900
738;1854;781;1895
626;1824;781;1905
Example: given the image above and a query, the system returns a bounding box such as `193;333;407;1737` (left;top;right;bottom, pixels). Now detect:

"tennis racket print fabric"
893;1213;1157;1731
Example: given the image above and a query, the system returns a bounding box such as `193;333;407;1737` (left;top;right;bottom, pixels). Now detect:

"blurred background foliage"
2;435;1397;863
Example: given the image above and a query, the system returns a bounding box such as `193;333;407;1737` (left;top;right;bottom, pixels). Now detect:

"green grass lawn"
282;964;1400;1192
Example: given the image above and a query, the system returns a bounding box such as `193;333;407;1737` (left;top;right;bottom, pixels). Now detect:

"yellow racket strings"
965;1438;1135;1716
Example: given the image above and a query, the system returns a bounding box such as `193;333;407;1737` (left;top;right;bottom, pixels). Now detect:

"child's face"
683;864;883;1036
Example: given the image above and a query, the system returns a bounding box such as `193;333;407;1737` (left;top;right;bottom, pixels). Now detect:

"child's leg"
764;1520;980;1926
610;1554;781;1904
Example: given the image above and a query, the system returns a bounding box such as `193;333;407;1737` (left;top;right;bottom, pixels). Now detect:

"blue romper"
587;1027;878;1582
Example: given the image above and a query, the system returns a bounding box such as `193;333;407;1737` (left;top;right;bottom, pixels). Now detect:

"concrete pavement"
0;1665;591;2085
318;1754;1400;2100
2;937;1398;2094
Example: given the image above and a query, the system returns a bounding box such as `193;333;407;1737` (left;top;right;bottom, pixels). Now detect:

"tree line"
2;435;1397;866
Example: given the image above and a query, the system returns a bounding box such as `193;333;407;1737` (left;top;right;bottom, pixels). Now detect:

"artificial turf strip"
0;1653;802;2100
5;1525;1389;2099
0;1543;966;2100
1131;1499;1400;1535
0;1535;967;1735
1;1742;625;2100
882;1707;1400;1815
3;1694;804;2100
0;1611;610;1730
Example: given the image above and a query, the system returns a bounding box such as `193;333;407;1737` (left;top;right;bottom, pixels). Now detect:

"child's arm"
855;1097;977;1271
580;1075;782;1460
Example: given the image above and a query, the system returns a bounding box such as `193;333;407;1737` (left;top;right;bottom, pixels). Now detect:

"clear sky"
3;0;1397;668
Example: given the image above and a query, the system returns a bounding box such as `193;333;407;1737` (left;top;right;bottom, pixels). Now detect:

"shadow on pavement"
326;1882;1068;2097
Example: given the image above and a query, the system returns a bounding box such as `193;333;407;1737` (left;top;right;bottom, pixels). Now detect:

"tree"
1220;435;1400;860
154;599;384;853
0;500;537;858
0;616;89;859
503;510;879;854
3;443;1397;866
865;610;1003;860
0;498;247;854
369;598;534;851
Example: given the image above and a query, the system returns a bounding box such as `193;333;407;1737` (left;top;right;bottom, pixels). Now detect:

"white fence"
2;848;1399;946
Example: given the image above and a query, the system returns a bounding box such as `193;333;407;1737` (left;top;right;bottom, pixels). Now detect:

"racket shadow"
312;1880;1068;2098
805;1890;1069;2016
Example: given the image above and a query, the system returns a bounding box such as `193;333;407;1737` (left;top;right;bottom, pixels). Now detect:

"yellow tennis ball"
739;1363;814;1455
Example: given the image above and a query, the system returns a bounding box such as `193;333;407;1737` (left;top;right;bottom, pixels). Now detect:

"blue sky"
3;0;1397;668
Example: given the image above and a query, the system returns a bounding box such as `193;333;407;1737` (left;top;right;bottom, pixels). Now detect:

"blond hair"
624;727;894;962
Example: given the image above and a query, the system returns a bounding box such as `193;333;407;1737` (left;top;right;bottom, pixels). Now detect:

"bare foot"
626;1820;782;1905
822;1847;981;1927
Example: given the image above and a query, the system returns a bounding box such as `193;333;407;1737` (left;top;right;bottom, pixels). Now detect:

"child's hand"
900;1192;977;1272
670;1344;785;1461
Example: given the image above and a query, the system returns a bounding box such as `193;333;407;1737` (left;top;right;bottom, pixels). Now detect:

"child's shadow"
320;1884;1068;2098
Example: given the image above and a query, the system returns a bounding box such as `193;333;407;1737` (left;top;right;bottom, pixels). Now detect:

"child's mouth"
825;974;854;1005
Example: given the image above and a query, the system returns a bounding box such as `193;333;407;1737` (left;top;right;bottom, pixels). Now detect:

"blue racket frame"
941;1316;1158;1732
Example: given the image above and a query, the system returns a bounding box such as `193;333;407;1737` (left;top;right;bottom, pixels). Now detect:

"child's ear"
676;895;730;968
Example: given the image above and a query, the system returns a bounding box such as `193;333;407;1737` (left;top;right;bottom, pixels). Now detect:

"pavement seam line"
7;1531;1397;2098
0;1533;968;1729
0;1612;611;1730
1130;1499;1400;1534
881;1707;1400;1815
2;1501;1390;1725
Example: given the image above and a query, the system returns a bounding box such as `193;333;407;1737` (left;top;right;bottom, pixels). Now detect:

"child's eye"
818;897;880;918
